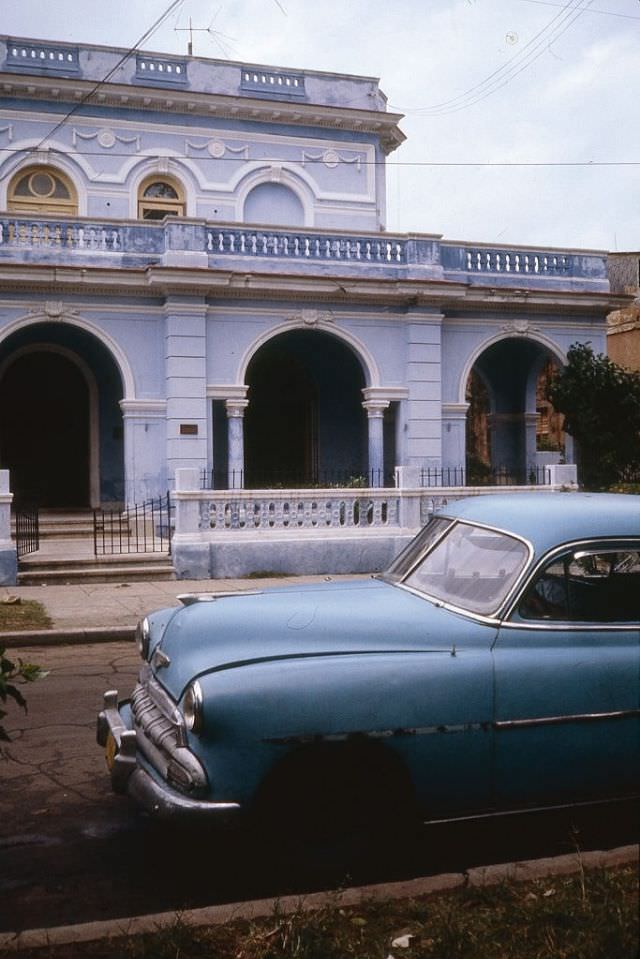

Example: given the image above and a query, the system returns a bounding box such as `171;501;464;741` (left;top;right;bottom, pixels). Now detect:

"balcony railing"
207;228;405;263
203;490;398;532
0;214;609;289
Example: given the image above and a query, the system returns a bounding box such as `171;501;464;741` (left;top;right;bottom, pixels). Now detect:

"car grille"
130;665;207;794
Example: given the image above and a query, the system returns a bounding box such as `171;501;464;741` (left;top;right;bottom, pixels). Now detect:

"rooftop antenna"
174;1;285;58
175;16;206;56
174;8;237;58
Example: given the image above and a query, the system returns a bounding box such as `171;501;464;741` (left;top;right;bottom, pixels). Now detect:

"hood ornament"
151;648;171;669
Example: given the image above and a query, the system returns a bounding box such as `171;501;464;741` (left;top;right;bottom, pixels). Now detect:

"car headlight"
135;616;150;659
182;680;204;734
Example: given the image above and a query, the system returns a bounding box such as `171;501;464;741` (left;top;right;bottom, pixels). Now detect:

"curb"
0;626;135;648
0;844;637;953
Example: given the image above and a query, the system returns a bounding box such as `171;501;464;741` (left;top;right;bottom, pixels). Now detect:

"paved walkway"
0;572;363;644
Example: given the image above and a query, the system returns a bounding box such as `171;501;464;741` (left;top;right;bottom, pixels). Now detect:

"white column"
524;411;538;472
363;400;388;487
441;402;469;473
226;399;249;488
0;470;17;586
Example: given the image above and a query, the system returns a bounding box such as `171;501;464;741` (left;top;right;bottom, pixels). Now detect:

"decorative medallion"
97;129;116;149
323;149;340;168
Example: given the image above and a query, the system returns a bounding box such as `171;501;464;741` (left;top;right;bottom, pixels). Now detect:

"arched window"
243;182;305;227
137;176;185;219
8;166;78;215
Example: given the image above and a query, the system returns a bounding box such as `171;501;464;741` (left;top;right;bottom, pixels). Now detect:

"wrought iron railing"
14;506;39;558
203;468;392;490
93;494;172;555
420;465;551;488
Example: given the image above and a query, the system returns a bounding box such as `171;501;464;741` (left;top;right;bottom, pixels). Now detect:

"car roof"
435;492;640;556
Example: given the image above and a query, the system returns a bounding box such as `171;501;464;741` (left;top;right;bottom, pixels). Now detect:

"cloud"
1;0;638;250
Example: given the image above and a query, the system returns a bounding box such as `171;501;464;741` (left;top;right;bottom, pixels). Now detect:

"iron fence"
94;493;172;556
203;468;392;490
14;505;39;558
420;465;551;488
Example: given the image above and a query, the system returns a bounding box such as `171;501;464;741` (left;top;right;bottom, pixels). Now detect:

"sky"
2;0;638;251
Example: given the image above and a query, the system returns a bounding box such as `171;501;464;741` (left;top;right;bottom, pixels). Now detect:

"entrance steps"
16;511;175;585
17;551;175;585
38;510;95;539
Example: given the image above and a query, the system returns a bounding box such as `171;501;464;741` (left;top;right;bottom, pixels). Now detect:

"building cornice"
0;72;406;153
0;263;627;315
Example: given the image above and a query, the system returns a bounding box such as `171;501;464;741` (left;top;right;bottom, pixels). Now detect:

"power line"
34;0;185;151
1;146;637;166
390;0;595;117
516;0;640;20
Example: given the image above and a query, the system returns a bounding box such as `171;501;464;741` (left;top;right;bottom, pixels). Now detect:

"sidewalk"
0;573;363;647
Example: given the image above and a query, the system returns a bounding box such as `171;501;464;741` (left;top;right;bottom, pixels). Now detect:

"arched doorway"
0;323;125;508
0;351;89;507
465;338;565;482
244;329;367;487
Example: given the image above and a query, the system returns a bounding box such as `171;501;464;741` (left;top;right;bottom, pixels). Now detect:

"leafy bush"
548;343;640;489
0;645;46;755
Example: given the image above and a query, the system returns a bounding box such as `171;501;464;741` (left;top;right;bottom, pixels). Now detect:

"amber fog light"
183;680;204;733
135;616;150;659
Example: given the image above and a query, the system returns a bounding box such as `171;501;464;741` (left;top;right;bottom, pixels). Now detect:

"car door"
492;540;640;809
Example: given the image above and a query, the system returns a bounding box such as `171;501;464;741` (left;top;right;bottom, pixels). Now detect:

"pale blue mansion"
0;36;623;580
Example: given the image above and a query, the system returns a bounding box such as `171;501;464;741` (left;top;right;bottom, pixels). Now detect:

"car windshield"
388;518;529;615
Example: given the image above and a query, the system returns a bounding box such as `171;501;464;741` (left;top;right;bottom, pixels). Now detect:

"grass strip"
4;864;637;959
0;599;51;632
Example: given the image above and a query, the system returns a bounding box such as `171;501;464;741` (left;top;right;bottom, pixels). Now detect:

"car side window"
519;547;640;624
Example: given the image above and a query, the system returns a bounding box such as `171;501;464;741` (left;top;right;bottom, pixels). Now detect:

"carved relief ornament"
302;149;362;172
501;318;540;336
72;128;140;150
286;308;335;327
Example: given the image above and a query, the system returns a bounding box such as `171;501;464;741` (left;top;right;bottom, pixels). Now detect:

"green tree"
0;646;46;756
548;343;640;489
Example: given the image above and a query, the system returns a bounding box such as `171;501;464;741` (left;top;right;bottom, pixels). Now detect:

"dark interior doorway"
244;330;366;487
0;351;90;507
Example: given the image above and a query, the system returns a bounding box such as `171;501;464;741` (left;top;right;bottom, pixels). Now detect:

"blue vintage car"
97;492;639;839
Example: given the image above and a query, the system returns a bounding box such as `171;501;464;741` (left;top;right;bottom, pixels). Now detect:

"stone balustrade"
464;249;570;276
0;219;123;251
207;228;405;263
201;488;399;532
0;214;609;290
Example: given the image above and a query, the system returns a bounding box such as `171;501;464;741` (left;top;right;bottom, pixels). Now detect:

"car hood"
153;578;493;699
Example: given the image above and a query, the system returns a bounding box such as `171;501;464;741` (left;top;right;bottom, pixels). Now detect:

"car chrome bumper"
96;689;241;821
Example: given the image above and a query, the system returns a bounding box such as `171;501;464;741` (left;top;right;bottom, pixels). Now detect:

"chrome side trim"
264;720;492;746
422;793;639;826
494;708;640;730
498;619;639;632
263;708;640;746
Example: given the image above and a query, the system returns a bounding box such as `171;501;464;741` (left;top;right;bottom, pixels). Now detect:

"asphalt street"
1;639;638;934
